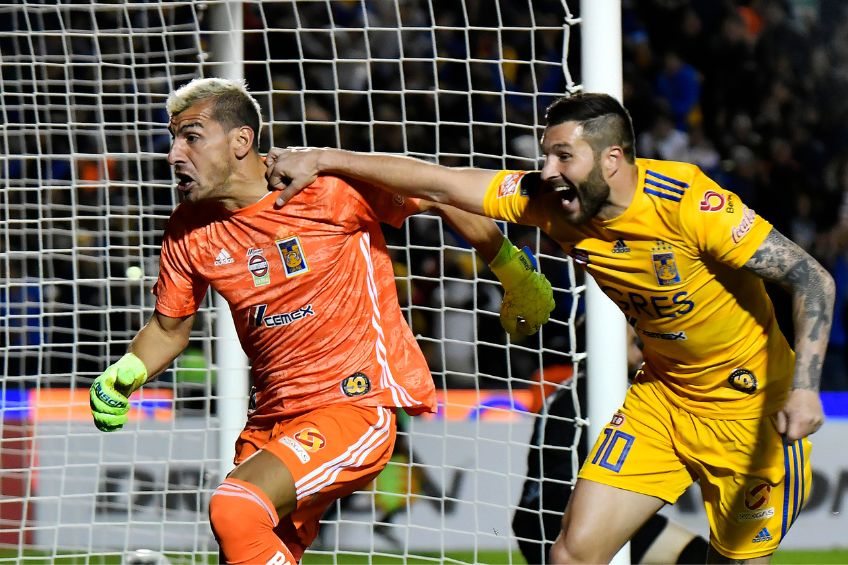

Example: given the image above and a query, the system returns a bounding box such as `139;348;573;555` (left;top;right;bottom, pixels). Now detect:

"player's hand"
89;353;148;432
489;240;555;336
265;146;322;207
773;388;824;442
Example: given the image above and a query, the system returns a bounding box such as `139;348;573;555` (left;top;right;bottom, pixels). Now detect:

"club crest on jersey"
341;372;371;397
246;248;270;287
651;243;681;286
276;236;309;277
728;368;757;394
294;427;326;452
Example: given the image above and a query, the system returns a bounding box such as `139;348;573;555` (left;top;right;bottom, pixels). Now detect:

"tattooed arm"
744;228;835;441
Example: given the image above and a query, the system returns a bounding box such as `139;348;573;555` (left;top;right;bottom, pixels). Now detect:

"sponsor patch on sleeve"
731;206;757;243
341;372;371;397
699;190;725;212
497;171;527;198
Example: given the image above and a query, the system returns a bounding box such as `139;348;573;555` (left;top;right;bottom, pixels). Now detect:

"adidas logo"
752;527;772;543
612;239;631;254
214;248;234;266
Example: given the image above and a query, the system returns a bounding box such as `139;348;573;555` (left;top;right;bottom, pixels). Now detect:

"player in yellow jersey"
264;92;835;563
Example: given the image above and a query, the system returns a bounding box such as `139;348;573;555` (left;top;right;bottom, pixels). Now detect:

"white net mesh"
0;1;585;562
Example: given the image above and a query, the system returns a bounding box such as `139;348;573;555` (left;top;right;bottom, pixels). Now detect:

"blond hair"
167;77;263;150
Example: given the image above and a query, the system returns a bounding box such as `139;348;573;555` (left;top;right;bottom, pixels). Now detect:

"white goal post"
0;1;623;563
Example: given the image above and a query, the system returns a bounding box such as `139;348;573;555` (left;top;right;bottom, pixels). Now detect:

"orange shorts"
234;403;397;557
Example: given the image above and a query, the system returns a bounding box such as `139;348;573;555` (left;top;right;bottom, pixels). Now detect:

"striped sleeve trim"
644;169;689;202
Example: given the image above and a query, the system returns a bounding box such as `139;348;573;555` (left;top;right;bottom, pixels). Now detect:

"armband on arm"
489;238;555;336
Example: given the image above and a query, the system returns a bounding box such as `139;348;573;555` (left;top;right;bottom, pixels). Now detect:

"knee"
209;486;252;541
549;531;611;564
549;537;579;564
208;479;279;542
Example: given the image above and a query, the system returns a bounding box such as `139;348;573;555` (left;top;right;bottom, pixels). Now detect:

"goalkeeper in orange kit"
88;77;554;565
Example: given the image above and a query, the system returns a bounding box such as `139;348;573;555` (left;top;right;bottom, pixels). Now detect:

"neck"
598;161;639;220
220;153;270;211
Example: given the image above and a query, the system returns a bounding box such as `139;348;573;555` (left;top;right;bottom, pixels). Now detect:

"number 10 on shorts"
591;429;636;473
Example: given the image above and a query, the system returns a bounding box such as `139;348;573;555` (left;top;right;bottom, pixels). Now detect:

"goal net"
0;1;586;562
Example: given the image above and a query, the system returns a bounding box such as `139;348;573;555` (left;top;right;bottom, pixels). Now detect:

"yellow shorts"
235;403;396;559
578;379;812;560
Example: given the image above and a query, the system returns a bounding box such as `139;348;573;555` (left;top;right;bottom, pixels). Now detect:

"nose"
540;155;560;181
167;140;183;166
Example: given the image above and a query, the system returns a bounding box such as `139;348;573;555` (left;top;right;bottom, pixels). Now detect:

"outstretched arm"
743;228;834;441
89;311;194;431
422;201;505;262
420;201;555;336
130;310;195;380
266;147;498;213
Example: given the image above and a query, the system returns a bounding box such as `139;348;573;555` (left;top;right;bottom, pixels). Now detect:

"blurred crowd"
623;0;848;391
588;0;848;392
3;0;848;401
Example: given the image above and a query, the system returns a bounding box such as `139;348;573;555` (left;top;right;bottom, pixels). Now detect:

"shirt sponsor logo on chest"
246;248;271;287
250;303;315;327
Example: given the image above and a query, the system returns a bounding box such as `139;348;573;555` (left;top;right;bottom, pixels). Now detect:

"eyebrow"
169;121;204;135
541;142;573;153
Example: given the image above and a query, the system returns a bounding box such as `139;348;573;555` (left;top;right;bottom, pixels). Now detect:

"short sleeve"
152;214;209;317
482;170;545;227
317;176;420;229
678;170;772;268
354;181;421;228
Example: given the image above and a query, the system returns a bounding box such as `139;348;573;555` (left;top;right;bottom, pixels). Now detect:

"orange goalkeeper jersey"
153;176;436;426
482;159;794;419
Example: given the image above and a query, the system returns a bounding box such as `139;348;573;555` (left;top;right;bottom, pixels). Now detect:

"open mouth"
175;172;195;192
553;184;578;208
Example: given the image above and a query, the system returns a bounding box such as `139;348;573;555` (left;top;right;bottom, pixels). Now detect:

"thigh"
557;478;667;563
232;403;397;549
687;416;812;561
578;382;694;503
560;383;692;562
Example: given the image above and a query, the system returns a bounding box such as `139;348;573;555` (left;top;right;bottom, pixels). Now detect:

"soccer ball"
123;549;172;565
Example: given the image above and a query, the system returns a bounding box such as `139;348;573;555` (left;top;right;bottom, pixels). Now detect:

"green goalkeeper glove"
89;352;148;432
489;239;556;336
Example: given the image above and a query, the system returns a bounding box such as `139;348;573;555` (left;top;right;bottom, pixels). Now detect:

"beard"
570;163;610;224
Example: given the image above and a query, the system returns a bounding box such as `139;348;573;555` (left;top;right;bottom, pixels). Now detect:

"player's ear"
602;145;624;176
232;125;254;159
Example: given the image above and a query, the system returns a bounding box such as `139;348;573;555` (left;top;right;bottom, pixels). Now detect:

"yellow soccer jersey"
482;160;794;418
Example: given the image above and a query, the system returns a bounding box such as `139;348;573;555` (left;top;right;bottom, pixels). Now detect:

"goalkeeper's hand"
89;352;148;432
489;239;556;336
